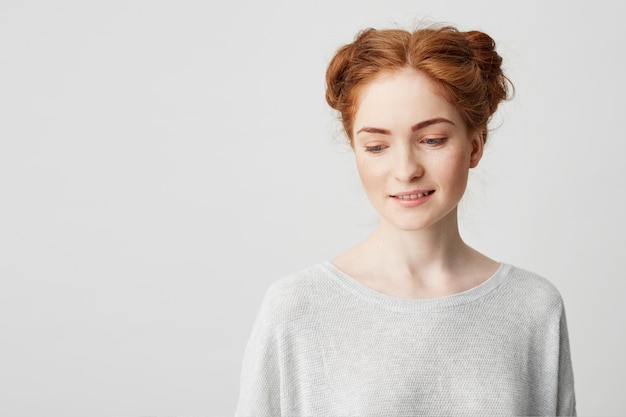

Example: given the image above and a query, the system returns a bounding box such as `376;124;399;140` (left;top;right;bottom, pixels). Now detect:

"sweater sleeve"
557;308;577;416
235;290;282;417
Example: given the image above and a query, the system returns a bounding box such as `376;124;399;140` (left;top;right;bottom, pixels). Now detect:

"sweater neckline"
320;261;512;312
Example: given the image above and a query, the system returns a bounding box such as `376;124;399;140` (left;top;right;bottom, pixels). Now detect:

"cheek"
355;158;384;191
434;150;471;186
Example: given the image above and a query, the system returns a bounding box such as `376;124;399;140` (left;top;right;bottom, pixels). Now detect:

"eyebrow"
355;117;455;136
411;117;455;132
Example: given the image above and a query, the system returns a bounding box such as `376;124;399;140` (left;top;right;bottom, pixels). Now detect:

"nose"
392;145;423;182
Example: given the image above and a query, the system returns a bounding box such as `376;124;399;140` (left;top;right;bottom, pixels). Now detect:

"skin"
332;67;500;299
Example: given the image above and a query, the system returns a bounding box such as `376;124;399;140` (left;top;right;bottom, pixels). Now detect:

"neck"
371;210;465;269
333;208;498;298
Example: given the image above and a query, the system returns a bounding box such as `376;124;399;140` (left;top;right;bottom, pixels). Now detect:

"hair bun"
464;30;512;114
325;42;356;111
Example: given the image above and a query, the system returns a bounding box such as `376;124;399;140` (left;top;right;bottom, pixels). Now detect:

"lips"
391;190;434;200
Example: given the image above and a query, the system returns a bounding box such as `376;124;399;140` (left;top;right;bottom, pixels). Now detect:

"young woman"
236;25;576;416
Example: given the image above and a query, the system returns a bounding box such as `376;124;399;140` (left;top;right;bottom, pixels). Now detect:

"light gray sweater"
236;262;576;416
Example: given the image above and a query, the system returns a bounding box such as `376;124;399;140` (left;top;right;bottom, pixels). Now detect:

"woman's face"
352;68;483;233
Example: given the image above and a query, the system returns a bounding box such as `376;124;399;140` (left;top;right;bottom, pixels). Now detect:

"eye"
422;137;447;146
365;145;387;153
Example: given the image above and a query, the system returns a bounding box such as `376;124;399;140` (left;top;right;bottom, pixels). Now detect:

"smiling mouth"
391;191;435;200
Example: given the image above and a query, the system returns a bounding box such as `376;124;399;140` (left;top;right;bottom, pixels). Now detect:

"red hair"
325;26;513;143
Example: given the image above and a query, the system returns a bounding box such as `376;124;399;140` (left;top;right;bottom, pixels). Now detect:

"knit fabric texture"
236;262;576;416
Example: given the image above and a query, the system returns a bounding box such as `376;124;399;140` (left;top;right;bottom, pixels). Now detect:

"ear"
469;130;484;168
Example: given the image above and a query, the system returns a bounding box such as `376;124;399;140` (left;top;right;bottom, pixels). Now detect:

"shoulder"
500;264;566;316
265;263;329;302
257;263;334;329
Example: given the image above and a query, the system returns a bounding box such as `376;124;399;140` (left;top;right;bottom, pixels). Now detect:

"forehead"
354;68;462;129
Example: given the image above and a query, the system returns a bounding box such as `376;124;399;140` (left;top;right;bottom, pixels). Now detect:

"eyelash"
364;145;387;153
364;138;446;153
422;138;447;146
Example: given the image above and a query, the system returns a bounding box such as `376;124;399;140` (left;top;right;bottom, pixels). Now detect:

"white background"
1;0;624;415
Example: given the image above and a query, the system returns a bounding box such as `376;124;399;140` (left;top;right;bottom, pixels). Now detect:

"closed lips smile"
391;191;434;199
